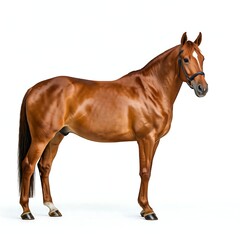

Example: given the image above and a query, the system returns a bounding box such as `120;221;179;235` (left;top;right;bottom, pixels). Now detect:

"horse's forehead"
183;44;201;56
193;47;203;59
192;50;198;59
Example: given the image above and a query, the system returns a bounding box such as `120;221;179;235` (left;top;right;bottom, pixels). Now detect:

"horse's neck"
140;46;182;105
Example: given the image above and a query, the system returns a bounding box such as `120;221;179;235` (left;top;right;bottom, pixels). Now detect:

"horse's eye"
183;58;189;63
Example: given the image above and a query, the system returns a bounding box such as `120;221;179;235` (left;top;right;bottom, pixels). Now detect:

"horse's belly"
70;125;135;142
68;112;135;142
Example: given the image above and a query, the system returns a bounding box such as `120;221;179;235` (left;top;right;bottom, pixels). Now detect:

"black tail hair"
18;92;34;197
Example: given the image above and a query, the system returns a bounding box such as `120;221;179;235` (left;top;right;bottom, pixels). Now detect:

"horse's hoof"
144;212;158;220
21;212;35;220
49;209;62;217
140;211;158;220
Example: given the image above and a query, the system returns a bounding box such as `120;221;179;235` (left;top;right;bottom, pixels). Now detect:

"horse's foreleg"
137;136;159;220
38;132;64;217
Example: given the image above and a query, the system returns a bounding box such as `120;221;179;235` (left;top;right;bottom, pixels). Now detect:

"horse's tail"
18;91;34;197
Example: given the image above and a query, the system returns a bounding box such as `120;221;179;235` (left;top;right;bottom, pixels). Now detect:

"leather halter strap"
178;50;205;85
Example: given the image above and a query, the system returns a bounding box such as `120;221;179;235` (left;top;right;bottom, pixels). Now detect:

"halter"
178;50;205;86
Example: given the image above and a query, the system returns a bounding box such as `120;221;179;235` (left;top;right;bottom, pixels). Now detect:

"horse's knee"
139;167;151;180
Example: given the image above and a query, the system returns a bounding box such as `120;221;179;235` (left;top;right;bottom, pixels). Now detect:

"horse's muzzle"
191;81;208;97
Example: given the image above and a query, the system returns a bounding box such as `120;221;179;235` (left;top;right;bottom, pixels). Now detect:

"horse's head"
178;32;208;97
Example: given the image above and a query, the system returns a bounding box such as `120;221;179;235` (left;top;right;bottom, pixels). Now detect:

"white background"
0;0;239;239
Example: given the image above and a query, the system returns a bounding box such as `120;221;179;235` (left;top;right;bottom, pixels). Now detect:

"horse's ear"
181;32;187;46
194;32;202;46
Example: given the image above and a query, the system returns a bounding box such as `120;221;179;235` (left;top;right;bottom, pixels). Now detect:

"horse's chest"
154;110;173;137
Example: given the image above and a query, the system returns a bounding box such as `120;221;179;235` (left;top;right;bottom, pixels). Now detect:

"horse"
18;32;208;220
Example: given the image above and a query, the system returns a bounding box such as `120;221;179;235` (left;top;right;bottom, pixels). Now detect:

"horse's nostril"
197;84;204;93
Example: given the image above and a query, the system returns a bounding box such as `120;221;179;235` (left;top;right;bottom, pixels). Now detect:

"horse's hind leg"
20;140;49;220
38;132;64;217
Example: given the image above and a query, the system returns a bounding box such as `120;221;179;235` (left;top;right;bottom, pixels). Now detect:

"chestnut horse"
18;32;208;220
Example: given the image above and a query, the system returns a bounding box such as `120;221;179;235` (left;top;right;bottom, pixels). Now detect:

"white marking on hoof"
44;202;58;214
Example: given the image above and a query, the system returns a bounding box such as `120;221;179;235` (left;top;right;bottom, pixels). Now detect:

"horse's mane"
140;45;179;76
